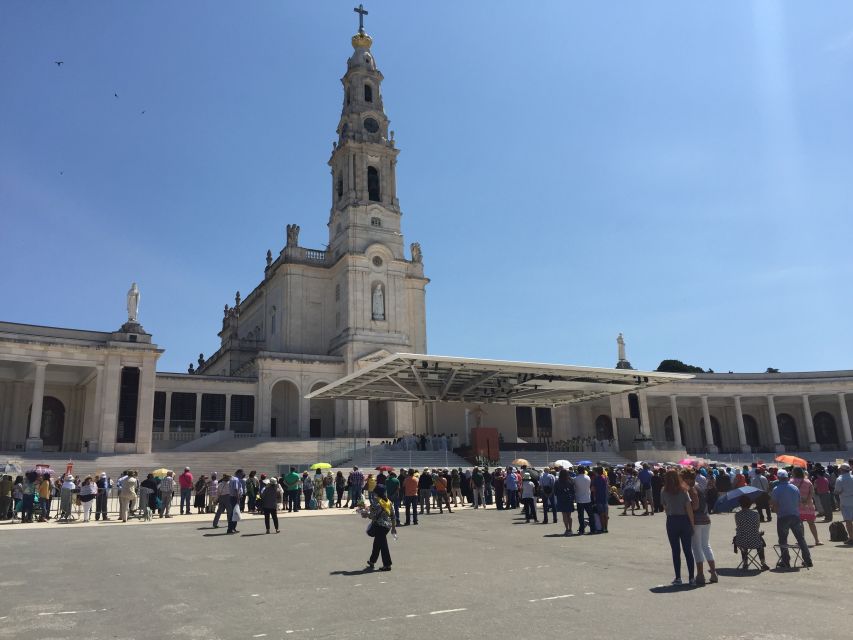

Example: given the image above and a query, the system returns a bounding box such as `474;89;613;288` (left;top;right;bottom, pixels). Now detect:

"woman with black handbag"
360;485;396;571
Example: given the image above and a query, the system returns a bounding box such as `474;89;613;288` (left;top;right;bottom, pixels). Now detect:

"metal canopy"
305;353;693;407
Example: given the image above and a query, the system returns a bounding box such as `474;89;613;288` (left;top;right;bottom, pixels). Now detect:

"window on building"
516;406;533;439
367;166;380;201
117;367;140;443
170;392;196;433
200;394;226;434
230;395;255;434
371;216;381;227
270;306;276;335
535;407;552;439
335;283;340;301
336;174;343;198
364;83;373;102
153;391;166;433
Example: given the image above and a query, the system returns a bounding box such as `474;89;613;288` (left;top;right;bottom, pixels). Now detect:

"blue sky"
2;1;852;374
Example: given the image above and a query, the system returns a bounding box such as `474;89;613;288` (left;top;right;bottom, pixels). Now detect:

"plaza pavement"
0;506;849;640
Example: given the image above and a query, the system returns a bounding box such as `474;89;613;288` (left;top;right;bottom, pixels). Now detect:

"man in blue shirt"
637;464;654;516
770;470;812;568
539;469;556;524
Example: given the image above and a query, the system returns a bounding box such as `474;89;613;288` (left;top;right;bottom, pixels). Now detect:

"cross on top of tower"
354;4;368;34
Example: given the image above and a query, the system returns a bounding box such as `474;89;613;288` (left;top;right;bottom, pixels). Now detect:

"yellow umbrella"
310;462;332;470
512;458;530;467
151;468;171;478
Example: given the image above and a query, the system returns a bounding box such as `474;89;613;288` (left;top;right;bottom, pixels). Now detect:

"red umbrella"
375;465;394;472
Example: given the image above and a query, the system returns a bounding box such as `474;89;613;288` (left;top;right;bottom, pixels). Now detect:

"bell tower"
328;5;403;260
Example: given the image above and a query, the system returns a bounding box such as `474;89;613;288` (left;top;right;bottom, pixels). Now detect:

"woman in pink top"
791;467;821;546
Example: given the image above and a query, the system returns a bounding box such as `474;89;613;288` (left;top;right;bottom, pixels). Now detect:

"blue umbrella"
715;486;762;512
577;460;593;467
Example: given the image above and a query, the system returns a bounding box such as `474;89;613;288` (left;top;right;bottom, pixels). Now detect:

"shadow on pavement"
202;532;230;537
649;584;696;594
330;569;373;576
241;533;267;537
715;568;762;577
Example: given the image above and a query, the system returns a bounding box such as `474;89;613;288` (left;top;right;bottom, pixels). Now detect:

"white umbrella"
554;459;573;469
2;461;23;475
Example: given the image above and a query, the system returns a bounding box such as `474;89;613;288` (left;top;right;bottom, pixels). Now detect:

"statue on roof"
286;224;300;248
126;282;140;323
410;242;422;264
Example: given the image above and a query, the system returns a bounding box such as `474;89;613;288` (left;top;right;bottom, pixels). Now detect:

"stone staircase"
348;448;471;470
496;450;633;468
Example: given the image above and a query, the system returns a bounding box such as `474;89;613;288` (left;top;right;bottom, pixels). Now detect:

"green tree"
655;359;706;374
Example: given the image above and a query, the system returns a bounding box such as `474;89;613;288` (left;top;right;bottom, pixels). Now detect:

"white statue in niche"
372;283;385;321
127;282;140;323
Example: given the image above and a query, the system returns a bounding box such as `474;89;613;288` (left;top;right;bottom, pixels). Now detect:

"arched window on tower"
336;174;343;198
364;83;373;102
367;166;381;202
346;89;351;105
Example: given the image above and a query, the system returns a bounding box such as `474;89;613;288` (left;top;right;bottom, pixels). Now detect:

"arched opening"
595;414;614;440
743;414;760;447
367;166;381;202
364;83;373;102
699;415;723;449
664;415;686;444
28;396;65;450
309;382;336;438
346;89;351;105
270;379;300;438
336;173;343;198
777;413;799;448
813;411;839;446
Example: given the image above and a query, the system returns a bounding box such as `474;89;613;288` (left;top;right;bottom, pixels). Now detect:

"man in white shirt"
574;468;594;534
834;463;853;544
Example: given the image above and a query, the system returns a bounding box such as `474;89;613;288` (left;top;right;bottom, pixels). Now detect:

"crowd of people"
3;457;851;582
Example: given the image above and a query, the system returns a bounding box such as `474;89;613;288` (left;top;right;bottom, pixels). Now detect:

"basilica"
1;16;852;459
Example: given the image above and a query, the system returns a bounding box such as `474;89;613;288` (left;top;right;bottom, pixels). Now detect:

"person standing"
324;472;335;509
363;485;396;571
402;468;419;525
591;466;609;533
79;476;97;522
434;472;452;514
349;466;365;508
492;469;505;510
194;475;208;514
284;467;300;512
471;467;486;509
833;463;853;544
790;467;821;546
539;468;556;524
770;470;813;568
521;473;538;522
302;471;314;510
212;473;232;529
638;463;654;515
504;467;518;510
313;470;325;510
246;470;259;514
685;469;717;585
0;474;12;520
178;467;194;516
260;477;283;534
574;467;594;534
417;469;433;515
385;471;402;525
159;471;175;518
335;471;346;508
38;473;52;521
555;469;575;536
750;468;772;522
95;473;111;521
661;469;696;586
450;469;462;506
207;472;219;513
813;468;833;522
118;471;138;522
226;470;245;534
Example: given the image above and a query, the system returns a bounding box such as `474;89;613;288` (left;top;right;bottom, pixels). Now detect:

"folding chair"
737;546;763;570
773;544;804;569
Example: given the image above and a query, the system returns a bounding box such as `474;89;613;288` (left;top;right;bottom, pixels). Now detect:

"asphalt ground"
0;504;849;640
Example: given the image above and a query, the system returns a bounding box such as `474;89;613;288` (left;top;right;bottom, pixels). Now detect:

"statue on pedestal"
286;224;300;248
126;282;140;323
266;249;272;268
615;332;633;370
197;353;205;368
372;283;385;320
410;242;422;264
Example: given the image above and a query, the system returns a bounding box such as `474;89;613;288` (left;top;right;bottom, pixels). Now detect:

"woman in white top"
79;476;98;522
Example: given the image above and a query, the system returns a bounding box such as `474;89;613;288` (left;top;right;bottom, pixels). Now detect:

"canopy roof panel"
305;353;693;407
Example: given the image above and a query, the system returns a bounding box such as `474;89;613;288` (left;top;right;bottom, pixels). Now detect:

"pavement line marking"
429;608;467;615
252;635;267;638
584;592;595;596
405;614;419;618
251;594;260;597
626;587;634;591
542;594;574;601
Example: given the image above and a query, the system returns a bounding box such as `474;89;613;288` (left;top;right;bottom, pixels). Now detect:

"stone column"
530;406;539;441
299;390;311;438
670;395;683;448
802;395;819;452
26;361;47;450
638;390;652;439
194;393;202;439
135;357;156;454
767;395;783;453
99;356;122;454
733;395;751;453
224;394;232;431
163;391;172;434
838;392;853;450
701;395;717;454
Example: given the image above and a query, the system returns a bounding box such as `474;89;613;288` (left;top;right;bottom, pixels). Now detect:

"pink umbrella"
678;458;697;467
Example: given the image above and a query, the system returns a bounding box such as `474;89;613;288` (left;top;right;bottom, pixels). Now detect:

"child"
521;473;538;522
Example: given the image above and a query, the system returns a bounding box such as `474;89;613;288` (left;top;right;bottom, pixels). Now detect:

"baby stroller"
57;487;76;522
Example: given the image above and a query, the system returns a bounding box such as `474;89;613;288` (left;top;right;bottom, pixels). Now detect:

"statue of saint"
286;224;300;248
266;249;272;268
410;242;422;264
372;283;385;320
197;353;204;368
471;405;487;428
126;282;140;323
617;333;626;361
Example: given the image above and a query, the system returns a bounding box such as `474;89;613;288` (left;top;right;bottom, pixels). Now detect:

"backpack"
829;521;849;542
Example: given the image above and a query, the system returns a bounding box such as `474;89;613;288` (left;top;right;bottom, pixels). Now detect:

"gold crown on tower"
352;31;373;49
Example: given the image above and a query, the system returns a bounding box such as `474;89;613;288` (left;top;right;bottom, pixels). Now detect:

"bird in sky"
114;92;119;98
141;110;146;114
55;61;63;67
